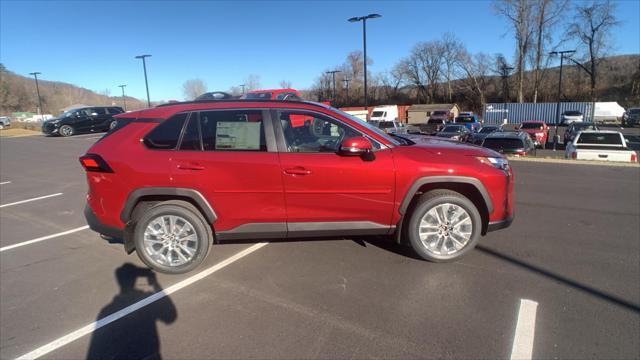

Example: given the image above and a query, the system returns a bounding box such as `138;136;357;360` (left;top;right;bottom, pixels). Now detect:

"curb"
507;156;640;168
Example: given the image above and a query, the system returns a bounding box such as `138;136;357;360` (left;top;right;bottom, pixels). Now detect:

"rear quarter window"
143;113;188;149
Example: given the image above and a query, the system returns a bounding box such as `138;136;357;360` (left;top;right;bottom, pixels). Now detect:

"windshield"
331;107;400;146
432;111;447;116
564;111;582;116
455;116;475;123
629;109;640;114
483;138;524;150
442;125;462;132
244;92;272;99
428;119;443;124
521;123;544;130
371;111;385;118
479;126;498;134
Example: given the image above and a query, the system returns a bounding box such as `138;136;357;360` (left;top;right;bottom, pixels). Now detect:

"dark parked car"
623;107;640;127
42;106;124;137
481;132;536;156
563;122;599;145
469;125;502;145
81;99;513;273
435;125;471;142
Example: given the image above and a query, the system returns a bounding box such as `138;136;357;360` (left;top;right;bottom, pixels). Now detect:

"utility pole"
325;70;342;103
343;78;351;103
239;84;246;95
135;54;152;107
549;50;576;150
348;13;381;119
29;72;44;120
118;84;127;111
499;64;514;124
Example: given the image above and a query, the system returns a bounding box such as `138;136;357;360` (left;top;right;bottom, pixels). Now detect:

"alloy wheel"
143;215;199;267
418;203;473;256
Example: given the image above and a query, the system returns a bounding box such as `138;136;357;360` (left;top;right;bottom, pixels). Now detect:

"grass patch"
0;128;42;137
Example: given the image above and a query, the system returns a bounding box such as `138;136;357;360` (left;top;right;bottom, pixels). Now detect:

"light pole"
343;77;351;103
29;72;44;120
239;84;246;95
348;13;381;119
135;54;152;107
118;84;127;111
499;64;514;124
549;50;576;150
325;70;342;103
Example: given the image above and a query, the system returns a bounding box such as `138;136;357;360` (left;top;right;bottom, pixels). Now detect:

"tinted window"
428;119;444;124
143;113;188;149
442;126;463;132
378;121;395;129
483;138;524;150
576;133;623;145
479;127;498;134
455;116;475;123
108;107;124;114
521;123;544;129
432;111;447;116
200;110;266;151
93;108;107;115
629;109;640;114
280;112;360;153
563;111;582;116
179;114;202;151
244;92;272;100
371;111;385;117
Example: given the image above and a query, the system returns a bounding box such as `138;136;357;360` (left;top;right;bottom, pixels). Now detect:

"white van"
370;106;399;122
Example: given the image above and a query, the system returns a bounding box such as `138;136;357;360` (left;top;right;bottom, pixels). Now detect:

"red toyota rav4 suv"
81;100;514;274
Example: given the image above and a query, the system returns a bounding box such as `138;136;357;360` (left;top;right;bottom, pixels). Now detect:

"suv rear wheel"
406;190;481;262
59;125;74;137
133;201;211;274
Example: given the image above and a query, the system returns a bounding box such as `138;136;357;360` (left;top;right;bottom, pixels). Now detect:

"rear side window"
93;108;107;115
199;110;266;151
108;107;124;115
577;133;623;145
483;138;524;150
143;113;188;149
179;114;202;151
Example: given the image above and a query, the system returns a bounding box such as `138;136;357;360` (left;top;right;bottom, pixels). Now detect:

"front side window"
143;113;188;149
200;110;266;151
280;112;360;153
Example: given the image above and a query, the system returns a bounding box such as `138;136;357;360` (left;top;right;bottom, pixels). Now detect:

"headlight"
451;135;460;140
49;119;60;124
535;132;544;137
476;156;509;170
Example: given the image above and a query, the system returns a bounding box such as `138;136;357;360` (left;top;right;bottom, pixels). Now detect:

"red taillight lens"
571;152;577;160
632;153;637;163
79;154;113;173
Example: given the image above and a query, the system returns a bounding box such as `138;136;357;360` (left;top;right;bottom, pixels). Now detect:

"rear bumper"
84;204;123;240
487;214;514;232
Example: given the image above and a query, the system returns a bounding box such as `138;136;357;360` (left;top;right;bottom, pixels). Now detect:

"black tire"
59;124;74;137
133;200;211;274
108;120;117;131
405;190;482;262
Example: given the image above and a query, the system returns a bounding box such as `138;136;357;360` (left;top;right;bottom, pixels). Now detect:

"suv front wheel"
406;190;481;262
133;201;211;274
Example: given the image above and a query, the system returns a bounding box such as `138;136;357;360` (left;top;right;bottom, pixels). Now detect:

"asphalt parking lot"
1;133;639;359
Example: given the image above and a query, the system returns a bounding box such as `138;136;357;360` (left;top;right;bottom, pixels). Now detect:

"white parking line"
0;181;11;185
15;242;268;360
510;299;539;360
0;193;63;208
0;226;89;253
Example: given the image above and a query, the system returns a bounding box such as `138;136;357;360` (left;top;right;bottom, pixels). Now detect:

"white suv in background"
0;116;11;130
561;110;584;124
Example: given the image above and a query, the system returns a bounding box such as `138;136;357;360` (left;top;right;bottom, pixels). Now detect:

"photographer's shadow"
87;263;177;360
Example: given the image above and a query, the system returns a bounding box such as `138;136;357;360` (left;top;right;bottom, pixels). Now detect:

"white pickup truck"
565;130;638;163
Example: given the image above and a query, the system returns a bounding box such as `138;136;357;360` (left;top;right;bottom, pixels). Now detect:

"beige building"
407;104;461;124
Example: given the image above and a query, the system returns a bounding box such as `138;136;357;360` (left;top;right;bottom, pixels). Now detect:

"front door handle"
284;167;311;176
177;163;205;171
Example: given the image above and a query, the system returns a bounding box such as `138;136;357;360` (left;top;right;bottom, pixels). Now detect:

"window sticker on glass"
215;122;261;150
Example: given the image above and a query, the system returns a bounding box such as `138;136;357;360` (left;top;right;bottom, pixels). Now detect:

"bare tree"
182;79;207;100
456;51;494;109
400;41;445;103
279;80;292;89
567;0;619;100
244;74;261;91
380;62;405;101
494;0;535;103
442;33;464;102
530;0;568;103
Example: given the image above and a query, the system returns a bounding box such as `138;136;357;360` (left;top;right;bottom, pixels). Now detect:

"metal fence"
483;102;595;124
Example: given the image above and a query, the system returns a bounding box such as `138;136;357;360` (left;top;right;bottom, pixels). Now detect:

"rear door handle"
177;163;205;171
284;167;311;176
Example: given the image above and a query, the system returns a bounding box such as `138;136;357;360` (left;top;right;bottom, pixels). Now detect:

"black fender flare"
120;187;217;224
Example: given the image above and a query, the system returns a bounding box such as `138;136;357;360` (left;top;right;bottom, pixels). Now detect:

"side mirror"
338;136;373;156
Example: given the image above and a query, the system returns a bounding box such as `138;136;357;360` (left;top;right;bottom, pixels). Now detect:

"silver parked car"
0;116;10;130
561;110;584;124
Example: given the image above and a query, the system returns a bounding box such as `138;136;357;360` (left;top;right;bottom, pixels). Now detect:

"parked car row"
565;130;637;163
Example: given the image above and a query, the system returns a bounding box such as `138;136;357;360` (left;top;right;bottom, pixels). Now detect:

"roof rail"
155;98;321;108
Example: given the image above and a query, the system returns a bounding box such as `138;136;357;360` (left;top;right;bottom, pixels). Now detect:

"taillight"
571;152;577;160
79;154;114;173
632;153;637;163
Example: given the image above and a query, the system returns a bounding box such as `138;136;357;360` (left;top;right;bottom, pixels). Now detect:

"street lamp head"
366;13;382;19
348;16;360;22
135;54;151;59
118;84;127;88
29;72;41;76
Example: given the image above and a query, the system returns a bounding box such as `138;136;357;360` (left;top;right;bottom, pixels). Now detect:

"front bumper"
41;122;59;135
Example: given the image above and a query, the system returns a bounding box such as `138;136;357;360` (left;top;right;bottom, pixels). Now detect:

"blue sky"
1;0;639;101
